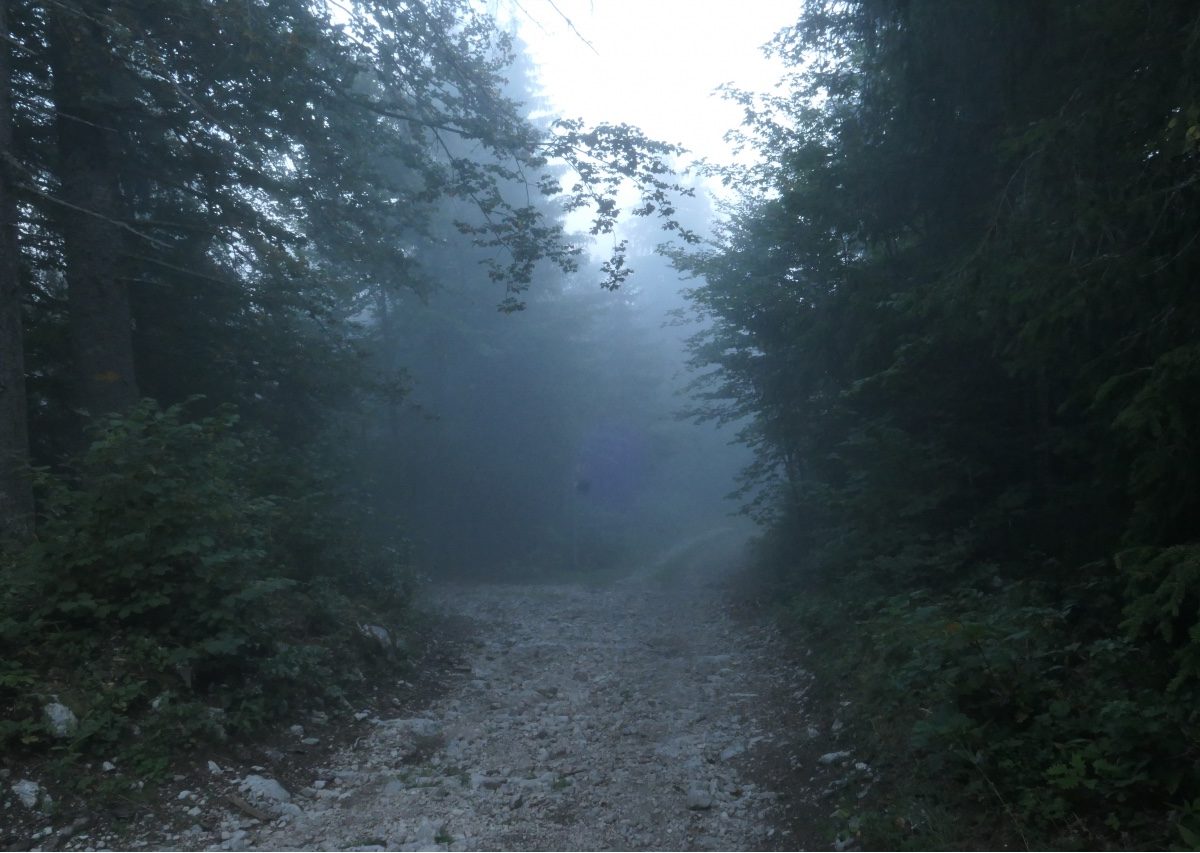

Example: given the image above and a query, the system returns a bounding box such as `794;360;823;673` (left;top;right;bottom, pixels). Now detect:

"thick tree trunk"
48;3;138;416
0;0;33;536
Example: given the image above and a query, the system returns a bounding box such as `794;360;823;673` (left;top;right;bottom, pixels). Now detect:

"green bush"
789;577;1199;849
28;401;288;675
0;399;414;772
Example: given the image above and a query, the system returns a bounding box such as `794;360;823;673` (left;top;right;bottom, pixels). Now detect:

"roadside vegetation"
1;401;416;784
5;1;1198;848
0;0;694;804
681;1;1200;848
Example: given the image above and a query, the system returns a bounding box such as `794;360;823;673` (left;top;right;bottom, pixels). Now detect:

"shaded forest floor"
8;537;868;852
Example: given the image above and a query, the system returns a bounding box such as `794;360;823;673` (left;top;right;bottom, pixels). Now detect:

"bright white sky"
489;0;796;168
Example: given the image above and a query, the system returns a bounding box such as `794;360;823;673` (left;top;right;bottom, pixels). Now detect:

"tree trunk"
48;2;138;416
0;0;33;537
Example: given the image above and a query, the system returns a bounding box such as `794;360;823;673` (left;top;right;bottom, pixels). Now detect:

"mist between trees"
2;0;1200;850
0;0;742;817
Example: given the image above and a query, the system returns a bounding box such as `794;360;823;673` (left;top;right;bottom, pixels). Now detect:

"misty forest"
1;0;1199;850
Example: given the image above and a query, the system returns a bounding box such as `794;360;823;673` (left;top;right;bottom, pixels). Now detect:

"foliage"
683;0;1200;847
0;400;414;771
1;0;702;788
788;576;1199;849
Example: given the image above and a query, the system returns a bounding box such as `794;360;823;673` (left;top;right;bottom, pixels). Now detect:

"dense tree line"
683;0;1200;847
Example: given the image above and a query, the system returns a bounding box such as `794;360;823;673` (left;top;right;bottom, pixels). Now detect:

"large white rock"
818;750;852;765
686;785;714;810
411;818;444;849
11;778;41;809
359;624;393;647
719;743;745;761
43;700;78;737
239;774;291;802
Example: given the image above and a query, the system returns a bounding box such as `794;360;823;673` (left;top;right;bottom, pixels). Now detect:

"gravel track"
230;563;802;851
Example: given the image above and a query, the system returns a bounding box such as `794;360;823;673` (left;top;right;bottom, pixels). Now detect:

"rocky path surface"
210;563;809;851
8;535;879;852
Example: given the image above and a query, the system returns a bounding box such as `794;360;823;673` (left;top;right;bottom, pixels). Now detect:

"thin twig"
509;0;550;35
965;744;1031;852
14;179;173;250
1;32;37;57
124;253;232;286
54;110;118;133
343;92;474;137
544;0;599;54
223;793;273;823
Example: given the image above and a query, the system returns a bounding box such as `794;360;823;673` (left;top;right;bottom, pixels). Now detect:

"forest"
680;1;1200;848
2;0;1199;850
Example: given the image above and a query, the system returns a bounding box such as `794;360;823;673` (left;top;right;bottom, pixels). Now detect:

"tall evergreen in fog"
0;0;31;534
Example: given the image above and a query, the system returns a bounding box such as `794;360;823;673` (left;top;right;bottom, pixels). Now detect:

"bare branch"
9;172;173;250
543;0;599;55
124;253;232;286
508;0;550;36
1;32;37;57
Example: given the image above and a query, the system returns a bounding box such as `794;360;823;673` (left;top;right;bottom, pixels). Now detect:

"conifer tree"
0;0;32;535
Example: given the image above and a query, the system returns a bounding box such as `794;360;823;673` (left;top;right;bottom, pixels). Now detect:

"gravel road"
224;556;806;851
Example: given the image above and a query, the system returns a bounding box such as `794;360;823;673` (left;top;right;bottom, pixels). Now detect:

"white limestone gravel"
221;564;797;851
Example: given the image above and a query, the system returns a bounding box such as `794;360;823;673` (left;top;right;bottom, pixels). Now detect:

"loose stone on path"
166;555;805;851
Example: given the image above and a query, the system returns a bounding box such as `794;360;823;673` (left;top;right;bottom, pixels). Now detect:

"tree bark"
48;1;138;416
0;0;33;536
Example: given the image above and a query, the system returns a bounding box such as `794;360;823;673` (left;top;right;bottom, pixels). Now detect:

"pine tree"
0;0;32;535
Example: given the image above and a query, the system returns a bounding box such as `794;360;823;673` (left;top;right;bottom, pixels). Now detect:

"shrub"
789;575;1199;849
0;399;414;771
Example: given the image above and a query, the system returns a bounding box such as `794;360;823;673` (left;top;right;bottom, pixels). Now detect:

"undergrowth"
0;399;416;791
779;568;1200;851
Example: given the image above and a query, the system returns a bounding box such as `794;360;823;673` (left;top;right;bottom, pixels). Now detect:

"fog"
5;0;1193;847
366;183;753;580
300;13;764;583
